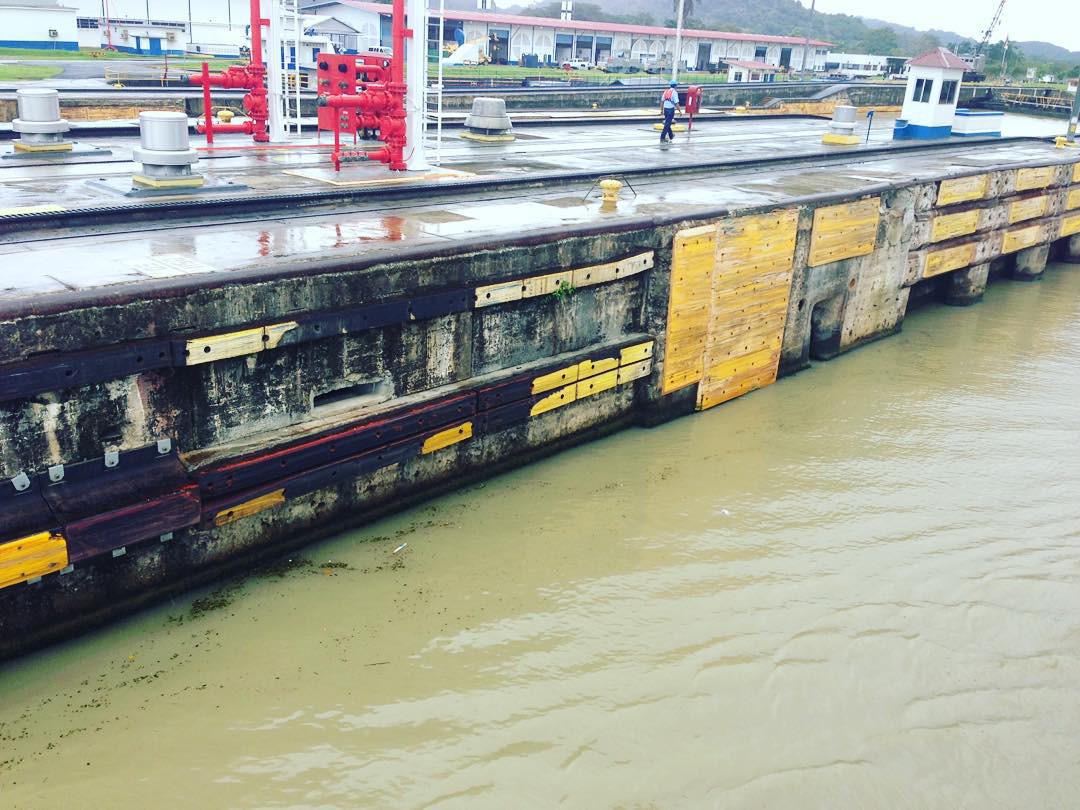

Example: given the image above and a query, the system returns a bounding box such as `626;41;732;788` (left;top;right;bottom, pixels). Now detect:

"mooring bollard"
822;105;860;146
461;97;515;143
12;89;72;153
132;111;203;188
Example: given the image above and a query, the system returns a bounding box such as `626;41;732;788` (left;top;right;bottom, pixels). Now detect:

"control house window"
939;80;958;104
912;78;933;103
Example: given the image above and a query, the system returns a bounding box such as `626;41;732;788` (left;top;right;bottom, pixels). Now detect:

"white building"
823;52;907;79
0;0;79;51
64;0;253;55
59;0;351;65
726;60;781;83
302;0;831;72
895;47;967;140
1;0;832;73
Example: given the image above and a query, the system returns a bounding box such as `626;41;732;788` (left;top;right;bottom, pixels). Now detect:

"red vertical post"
384;0;407;170
201;61;214;145
247;0;269;142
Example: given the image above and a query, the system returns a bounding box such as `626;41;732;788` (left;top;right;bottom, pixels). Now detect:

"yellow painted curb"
460;132;515;143
13;141;73;153
822;133;860;146
132;174;205;189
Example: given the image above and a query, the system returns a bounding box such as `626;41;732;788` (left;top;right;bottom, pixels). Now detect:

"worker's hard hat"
669;80;678;87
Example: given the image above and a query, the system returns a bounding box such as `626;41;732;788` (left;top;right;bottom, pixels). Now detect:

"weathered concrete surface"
0;122;1077;658
943;263;991;305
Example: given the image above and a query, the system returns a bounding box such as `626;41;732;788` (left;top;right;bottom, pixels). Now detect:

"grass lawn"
0;46;244;64
0;64;63;80
434;63;730;84
0;47;138;60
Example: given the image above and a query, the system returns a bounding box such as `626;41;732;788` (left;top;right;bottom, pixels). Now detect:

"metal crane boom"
975;0;1005;56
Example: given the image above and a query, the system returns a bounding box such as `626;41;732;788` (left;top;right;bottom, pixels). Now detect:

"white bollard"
822;104;860;146
132;111;202;188
12;89;72;153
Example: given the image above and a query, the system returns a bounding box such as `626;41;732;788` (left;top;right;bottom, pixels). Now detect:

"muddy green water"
3;266;1080;809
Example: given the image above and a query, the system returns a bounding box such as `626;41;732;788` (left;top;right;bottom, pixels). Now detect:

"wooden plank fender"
808;197;880;267
1060;213;1080;238
937;174;989;206
1001;224;1044;254
1014;166;1053;192
0;531;68;590
923;243;977;278
930;210;980;243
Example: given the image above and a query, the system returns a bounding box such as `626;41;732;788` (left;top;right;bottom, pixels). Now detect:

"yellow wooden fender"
0;531;68;590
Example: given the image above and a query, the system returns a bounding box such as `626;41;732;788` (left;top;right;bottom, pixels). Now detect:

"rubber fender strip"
0;339;172;404
196;391;477;499
39;443;191;522
0;284;474;401
63;484;201;565
0;474;56;542
0;265;643;403
202;436;424;526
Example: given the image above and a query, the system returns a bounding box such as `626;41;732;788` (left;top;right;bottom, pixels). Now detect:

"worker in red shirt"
660;80;681;143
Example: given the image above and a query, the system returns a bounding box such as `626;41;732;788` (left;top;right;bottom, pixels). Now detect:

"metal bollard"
132;111;203;188
461;97;515;143
12;89;72;153
822;105;860;146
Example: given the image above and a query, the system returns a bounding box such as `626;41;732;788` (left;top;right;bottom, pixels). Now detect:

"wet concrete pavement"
0;115;1070;305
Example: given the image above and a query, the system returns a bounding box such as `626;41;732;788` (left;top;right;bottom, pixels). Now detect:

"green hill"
508;0;1080;74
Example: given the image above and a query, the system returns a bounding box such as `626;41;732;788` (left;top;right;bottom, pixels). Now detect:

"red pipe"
323;0;408;171
248;0;263;71
196;121;256;134
391;0;404;86
246;0;269;142
189;67;257;89
201;61;214;145
356;65;386;80
383;0;407;170
184;5;269;143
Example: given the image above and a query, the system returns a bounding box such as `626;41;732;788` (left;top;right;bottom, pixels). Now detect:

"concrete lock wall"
1;157;1079;657
0;84;912;125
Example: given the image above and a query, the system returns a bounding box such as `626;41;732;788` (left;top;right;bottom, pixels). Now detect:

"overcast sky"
807;0;1080;52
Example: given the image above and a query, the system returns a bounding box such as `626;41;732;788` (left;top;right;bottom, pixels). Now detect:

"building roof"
0;0;75;7
907;47;969;70
316;0;833;47
725;60;781;71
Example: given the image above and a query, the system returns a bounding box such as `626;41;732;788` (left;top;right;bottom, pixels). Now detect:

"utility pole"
1066;75;1079;145
800;0;816;73
405;0;431;169
672;0;685;83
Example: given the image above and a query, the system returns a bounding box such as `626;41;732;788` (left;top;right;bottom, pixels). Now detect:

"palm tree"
673;0;694;24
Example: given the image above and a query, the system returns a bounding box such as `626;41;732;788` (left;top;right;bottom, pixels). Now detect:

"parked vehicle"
560;60;593;71
600;54;643;74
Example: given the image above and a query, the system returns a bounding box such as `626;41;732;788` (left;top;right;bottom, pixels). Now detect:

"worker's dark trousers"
661;108;675;141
